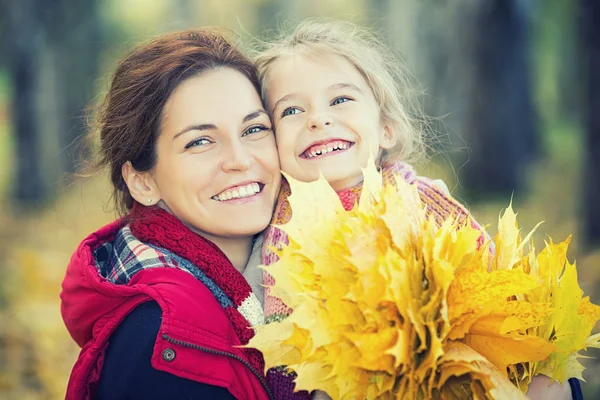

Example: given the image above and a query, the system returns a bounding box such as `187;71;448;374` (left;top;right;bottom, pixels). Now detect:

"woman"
60;29;280;400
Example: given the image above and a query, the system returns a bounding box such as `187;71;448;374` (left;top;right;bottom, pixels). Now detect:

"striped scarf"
260;162;486;399
94;204;265;374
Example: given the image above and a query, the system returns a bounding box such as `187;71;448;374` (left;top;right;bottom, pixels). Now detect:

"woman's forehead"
160;69;263;135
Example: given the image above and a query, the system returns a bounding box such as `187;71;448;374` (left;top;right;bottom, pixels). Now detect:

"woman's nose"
221;142;251;172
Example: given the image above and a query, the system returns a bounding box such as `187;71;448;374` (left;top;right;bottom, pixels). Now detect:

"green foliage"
0;69;12;202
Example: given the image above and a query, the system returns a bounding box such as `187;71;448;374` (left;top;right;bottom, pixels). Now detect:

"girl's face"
264;52;396;191
140;67;281;241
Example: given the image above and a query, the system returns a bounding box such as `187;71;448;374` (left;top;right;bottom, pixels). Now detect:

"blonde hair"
254;18;428;164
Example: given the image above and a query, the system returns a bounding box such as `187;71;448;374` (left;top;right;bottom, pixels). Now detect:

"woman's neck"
184;221;254;272
157;203;254;273
204;235;254;273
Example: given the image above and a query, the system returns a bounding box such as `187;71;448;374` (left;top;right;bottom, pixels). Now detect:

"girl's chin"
286;164;363;188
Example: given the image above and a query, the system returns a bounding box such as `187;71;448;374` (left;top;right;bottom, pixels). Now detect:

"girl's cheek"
275;136;294;156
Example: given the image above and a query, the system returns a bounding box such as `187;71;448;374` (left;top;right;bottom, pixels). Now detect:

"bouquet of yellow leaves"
248;164;600;399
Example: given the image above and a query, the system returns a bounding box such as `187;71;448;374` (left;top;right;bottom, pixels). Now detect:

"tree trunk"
7;0;49;207
43;0;102;174
462;0;539;199
581;0;600;246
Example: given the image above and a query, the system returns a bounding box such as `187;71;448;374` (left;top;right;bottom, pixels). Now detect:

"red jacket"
60;219;272;400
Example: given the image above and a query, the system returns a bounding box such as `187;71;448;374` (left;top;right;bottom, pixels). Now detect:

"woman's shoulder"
108;300;162;341
96;301;236;400
68;218;125;271
61;219;129;347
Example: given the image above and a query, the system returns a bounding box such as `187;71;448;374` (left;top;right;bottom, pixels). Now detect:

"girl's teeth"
305;141;350;158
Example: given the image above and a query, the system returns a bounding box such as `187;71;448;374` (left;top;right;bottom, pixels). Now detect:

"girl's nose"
308;114;332;131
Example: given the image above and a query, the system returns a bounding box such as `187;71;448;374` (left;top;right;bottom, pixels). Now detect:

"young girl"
256;19;579;400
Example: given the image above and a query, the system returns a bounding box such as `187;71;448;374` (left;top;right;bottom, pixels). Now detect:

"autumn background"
0;0;598;399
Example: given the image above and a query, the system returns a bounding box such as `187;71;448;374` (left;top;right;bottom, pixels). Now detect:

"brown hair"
88;29;260;215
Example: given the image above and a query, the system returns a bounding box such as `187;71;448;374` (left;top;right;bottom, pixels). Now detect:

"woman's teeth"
305;141;351;159
213;182;261;201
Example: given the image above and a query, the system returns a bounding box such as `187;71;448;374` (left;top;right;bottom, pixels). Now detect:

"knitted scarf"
97;204;266;375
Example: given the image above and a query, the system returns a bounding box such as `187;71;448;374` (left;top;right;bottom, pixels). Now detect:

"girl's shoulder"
385;161;485;234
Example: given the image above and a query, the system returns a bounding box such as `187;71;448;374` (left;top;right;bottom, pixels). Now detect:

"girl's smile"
299;139;355;159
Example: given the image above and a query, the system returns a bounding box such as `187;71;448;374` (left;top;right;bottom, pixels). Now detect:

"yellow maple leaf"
249;163;599;399
438;341;529;400
525;257;600;383
252;165;463;398
497;232;600;386
447;265;551;340
492;203;542;271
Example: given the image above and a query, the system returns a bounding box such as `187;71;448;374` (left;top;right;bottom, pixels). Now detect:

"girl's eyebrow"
328;83;363;93
272;93;298;114
271;83;363;114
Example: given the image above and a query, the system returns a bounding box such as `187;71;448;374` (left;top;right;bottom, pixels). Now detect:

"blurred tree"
42;0;102;174
5;0;101;209
581;0;600;246
370;0;486;159
6;0;49;207
534;0;580;126
172;0;196;28
461;0;539;199
554;1;581;122
255;0;295;39
0;0;8;63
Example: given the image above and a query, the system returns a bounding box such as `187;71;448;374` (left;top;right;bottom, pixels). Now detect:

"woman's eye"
331;96;352;106
281;107;302;118
185;138;212;149
243;125;270;136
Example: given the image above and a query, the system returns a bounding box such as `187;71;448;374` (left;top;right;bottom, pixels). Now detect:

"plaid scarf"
94;204;265;373
260;161;486;399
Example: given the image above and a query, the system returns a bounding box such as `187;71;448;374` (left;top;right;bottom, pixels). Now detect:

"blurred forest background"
0;0;599;399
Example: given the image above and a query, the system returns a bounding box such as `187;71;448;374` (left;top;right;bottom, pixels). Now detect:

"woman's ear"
379;122;398;150
121;161;161;206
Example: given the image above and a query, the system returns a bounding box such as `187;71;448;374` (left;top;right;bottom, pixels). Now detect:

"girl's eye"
281;107;302;118
185;137;212;149
243;125;271;137
331;96;352;106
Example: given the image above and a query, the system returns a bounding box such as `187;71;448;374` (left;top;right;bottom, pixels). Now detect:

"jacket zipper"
162;334;274;400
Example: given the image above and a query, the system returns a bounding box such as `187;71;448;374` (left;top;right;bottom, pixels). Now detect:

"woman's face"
147;67;281;240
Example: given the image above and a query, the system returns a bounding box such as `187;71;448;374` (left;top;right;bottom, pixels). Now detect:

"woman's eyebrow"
172;110;267;140
243;109;268;123
173;123;217;140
